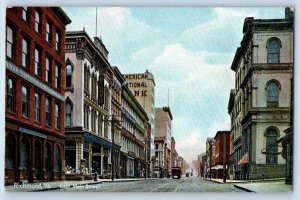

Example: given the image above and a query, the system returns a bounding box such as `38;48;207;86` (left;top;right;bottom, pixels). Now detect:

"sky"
62;7;285;164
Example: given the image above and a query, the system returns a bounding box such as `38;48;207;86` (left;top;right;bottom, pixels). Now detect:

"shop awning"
212;165;227;170
238;152;249;165
83;132;112;149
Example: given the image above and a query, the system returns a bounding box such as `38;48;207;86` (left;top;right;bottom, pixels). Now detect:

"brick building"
211;131;230;179
5;7;71;185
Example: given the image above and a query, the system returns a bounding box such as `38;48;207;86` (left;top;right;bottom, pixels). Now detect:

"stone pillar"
76;140;83;174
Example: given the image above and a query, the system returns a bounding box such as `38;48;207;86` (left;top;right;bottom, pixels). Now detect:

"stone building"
120;86;148;178
5;7;71;184
64;30;113;179
154;107;173;178
124;70;155;177
228;9;293;180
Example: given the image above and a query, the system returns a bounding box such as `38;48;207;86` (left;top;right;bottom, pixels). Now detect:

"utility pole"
111;114;115;181
223;132;227;182
209;140;212;180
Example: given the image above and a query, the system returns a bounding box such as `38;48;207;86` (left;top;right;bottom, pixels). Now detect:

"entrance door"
35;140;41;179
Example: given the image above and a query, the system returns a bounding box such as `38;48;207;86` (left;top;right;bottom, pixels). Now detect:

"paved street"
54;177;244;192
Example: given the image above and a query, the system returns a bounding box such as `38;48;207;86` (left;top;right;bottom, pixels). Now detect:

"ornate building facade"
64;30;113;179
228;9;293;180
5;7;71;184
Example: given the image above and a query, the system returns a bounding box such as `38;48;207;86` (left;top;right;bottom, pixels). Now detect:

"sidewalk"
234;181;292;193
5;178;156;192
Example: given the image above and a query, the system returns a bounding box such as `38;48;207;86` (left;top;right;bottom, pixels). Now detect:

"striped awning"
238;153;249;165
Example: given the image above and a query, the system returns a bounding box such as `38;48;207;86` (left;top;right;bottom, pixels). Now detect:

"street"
55;177;244;192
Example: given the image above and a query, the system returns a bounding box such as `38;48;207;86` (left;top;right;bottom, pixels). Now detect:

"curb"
234;184;255;193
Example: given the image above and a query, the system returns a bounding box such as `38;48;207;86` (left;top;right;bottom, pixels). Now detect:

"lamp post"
109;114;123;181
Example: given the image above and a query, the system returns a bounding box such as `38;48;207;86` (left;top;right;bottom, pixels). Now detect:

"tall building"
228;8;293;180
5;7;71;184
124;70;155;176
64;30;114;179
154;107;173;178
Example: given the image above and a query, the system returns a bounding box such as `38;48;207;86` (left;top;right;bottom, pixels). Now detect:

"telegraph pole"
111;114;115;181
223;132;227;182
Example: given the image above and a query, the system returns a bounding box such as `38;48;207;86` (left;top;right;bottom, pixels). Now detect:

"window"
46;22;52;43
267;38;280;63
22;38;29;68
55;32;60;52
46;57;51;83
6;77;15;112
265;128;279;164
84;66;89;92
34;93;41;122
22;7;28;21
34;48;41;76
55;65;61;89
98;115;103;135
6;26;14;59
35;11;41;33
55;103;60;129
66;64;72;88
21;86;29;117
65;102;72;127
84;105;89;129
45;97;51;126
267;81;279;107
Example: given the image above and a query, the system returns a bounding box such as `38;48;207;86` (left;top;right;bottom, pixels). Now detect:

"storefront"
5;125;64;185
65;131;112;180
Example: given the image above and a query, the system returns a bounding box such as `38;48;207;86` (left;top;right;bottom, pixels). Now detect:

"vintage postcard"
4;6;293;192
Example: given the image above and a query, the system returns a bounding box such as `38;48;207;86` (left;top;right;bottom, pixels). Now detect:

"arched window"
65;101;72;127
20;137;30;169
45;143;51;171
266;81;280;107
5;133;16;169
265;128;279;164
66;64;72;88
267;38;281;63
6;77;15;112
54;145;61;171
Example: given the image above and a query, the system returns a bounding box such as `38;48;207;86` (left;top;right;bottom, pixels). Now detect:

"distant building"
206;137;215;179
228;8;293;180
154;107;173;178
211;131;230;179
